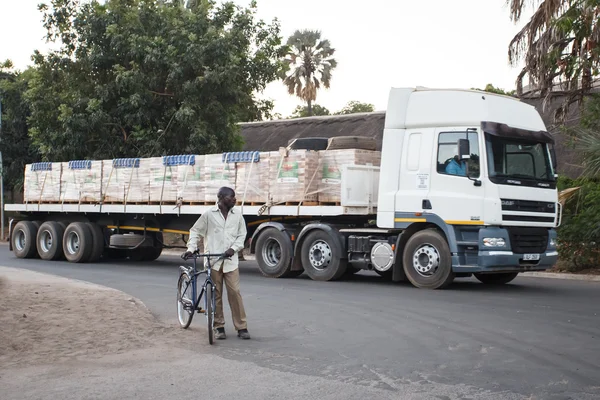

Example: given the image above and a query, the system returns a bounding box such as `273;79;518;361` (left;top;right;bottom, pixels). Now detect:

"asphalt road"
2;245;599;399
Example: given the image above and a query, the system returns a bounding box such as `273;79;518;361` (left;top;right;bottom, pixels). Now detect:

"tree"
0;61;40;194
472;84;516;97
335;100;375;114
26;0;285;161
289;104;330;118
282;29;336;116
507;0;600;120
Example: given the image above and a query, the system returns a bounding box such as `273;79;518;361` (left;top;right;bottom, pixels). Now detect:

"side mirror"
550;146;558;172
458;139;470;160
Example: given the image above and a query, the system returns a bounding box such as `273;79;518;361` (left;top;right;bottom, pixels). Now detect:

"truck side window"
436;132;480;178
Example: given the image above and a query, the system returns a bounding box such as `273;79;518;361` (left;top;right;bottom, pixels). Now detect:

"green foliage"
27;0;286;161
556;175;600;271
472;84;516;97
281;29;336;116
0;62;40;192
334;100;375;114
289;104;330;118
507;1;600;120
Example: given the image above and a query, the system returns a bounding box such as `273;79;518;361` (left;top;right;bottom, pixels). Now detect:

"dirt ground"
0;266;178;369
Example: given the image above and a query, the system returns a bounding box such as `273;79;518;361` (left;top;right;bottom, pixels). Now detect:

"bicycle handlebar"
181;252;230;261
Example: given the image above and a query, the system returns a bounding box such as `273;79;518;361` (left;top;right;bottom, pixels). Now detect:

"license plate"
523;254;540;261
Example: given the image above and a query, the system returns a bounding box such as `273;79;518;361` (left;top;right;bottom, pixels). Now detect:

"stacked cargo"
24;162;62;203
204;154;236;203
101;158;150;203
232;152;270;204
60;160;103;203
176;155;205;204
317;149;381;203
22;147;382;206
148;157;178;203
268;149;319;204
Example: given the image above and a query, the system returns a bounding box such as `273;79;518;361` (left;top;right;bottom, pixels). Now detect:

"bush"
556;176;600;271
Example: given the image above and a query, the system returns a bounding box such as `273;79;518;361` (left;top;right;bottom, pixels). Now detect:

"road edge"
0;265;157;315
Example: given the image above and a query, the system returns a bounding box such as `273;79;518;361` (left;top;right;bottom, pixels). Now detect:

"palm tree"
282;30;337;116
507;0;600;120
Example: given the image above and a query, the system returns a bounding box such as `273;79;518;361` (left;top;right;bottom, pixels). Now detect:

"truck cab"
376;87;559;288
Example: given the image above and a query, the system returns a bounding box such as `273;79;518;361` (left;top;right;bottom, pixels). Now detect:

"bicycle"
177;252;228;345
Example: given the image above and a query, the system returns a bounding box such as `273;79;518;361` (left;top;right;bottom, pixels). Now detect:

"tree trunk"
307;99;312;116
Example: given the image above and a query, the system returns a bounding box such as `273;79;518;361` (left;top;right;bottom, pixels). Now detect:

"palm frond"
572;127;600;177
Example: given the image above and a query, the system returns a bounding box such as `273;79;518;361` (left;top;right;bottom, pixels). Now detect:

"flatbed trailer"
5;87;561;289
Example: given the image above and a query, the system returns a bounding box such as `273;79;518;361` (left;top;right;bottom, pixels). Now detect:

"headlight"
483;238;506;247
549;238;557;248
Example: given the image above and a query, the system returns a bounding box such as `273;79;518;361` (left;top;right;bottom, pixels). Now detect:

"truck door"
427;128;485;226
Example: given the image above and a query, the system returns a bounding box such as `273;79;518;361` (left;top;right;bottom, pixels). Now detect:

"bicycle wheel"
206;283;214;345
177;273;194;328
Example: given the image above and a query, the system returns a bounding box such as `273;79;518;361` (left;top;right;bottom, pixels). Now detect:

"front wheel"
177;273;194;329
206;283;214;345
402;229;454;289
474;272;519;285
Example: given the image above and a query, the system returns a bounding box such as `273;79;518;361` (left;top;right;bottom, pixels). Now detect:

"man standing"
184;187;250;340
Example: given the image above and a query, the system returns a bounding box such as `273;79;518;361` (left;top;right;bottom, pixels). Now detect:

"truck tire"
287;137;329;151
63;222;93;263
300;229;347;281
143;232;164;261
85;222;105;263
12;221;39;259
326;136;377;151
36;221;65;260
255;228;296;278
474;272;519;285
143;245;163;261
402;229;454;289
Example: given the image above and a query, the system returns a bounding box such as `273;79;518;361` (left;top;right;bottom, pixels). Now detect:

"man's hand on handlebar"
224;248;235;258
182;250;195;260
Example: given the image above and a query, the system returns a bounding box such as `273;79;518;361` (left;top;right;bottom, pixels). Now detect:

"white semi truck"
5;87;560;289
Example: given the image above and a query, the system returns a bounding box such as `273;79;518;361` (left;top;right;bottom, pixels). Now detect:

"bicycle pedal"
197;307;205;314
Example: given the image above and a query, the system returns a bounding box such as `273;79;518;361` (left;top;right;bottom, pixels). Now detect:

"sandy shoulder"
0;266;169;368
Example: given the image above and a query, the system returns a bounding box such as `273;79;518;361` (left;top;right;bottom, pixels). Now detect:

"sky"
0;0;535;117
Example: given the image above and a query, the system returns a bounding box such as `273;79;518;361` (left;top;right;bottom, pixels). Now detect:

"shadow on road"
95;255;565;296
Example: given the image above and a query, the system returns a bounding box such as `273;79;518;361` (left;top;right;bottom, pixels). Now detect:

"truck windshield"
485;133;555;188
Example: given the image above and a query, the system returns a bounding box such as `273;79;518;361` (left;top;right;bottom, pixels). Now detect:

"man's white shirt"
186;206;247;272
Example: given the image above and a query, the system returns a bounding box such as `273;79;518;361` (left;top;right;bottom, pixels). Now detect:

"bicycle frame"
179;253;225;314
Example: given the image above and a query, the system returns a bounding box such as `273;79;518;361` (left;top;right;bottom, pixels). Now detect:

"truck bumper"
452;226;558;274
453;250;558;273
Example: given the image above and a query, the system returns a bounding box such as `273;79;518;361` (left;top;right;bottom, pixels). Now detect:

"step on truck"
5;87;561;289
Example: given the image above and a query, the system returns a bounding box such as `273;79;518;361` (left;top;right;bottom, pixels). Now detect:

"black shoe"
215;328;226;340
237;329;251;340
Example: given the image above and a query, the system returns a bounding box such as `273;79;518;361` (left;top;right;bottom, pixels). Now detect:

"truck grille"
501;199;555;213
507;227;549;254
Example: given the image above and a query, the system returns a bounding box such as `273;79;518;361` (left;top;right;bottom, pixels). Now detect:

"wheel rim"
38;230;53;253
177;276;192;326
262;238;282;268
308;240;332;270
413;243;441;277
66;231;81;255
14;230;26;252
